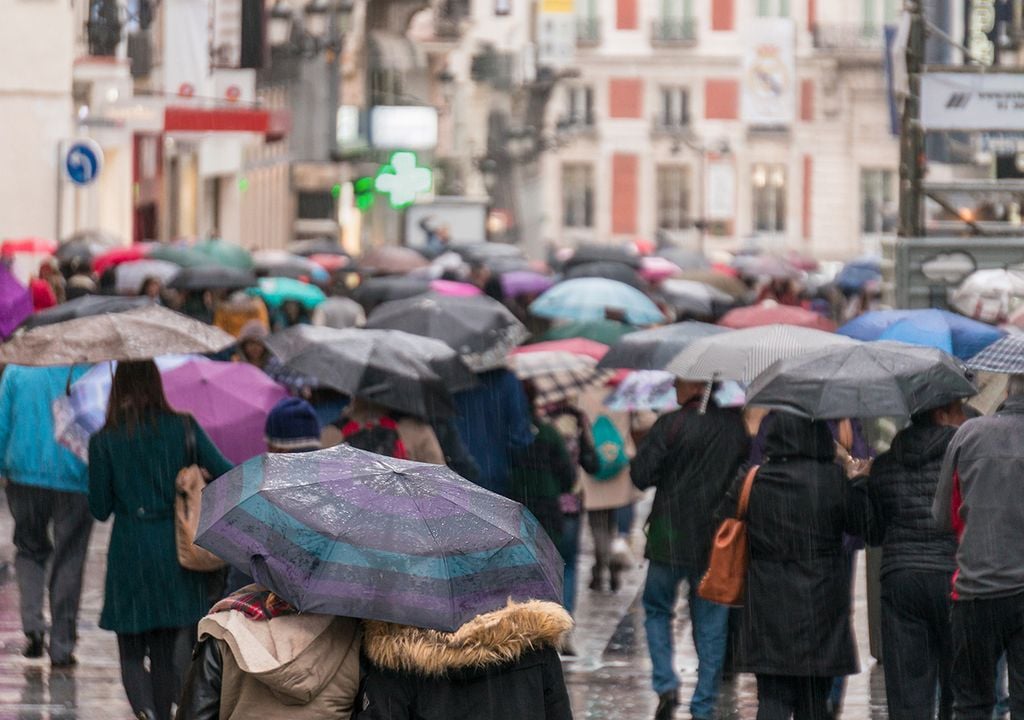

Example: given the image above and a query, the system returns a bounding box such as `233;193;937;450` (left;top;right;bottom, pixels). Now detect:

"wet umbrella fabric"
530;278;665;326
838;308;1004;360
563;243;641;270
114;259;180;294
352;276;431;310
538;319;637;346
252;250;330;283
147;244;216;269
168;266;258;292
366;294;528;373
93;246;149;274
674;270;749;299
604;370;679;411
732;255;801;280
513;338;609;362
360;246;430;275
835;258;882;293
746;341;977;420
289;238;347;257
951;268;1024;324
195;444;563;632
0;265;31;338
248;277;326;310
719;301;837;332
501;271;555;297
564;261;645;289
0;305;235;366
509;350;612;406
658;279;735;318
668;324;856;382
20;295;153;330
597;321;729;370
657;247;710;271
312;296;366;329
194;238;254;270
966;334;1024;374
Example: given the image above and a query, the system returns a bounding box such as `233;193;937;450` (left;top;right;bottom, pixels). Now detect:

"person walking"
723;413;870;720
631;380;750;720
88;360;233;720
321;396;446;464
867;400;965;720
934;375;1024;719
0;364;93;667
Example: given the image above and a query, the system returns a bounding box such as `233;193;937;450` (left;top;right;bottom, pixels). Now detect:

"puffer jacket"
866;419;958;580
356;600;573;720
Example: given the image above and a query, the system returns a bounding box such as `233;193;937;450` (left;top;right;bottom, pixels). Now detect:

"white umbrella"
113;259;179;294
952;268;1024;324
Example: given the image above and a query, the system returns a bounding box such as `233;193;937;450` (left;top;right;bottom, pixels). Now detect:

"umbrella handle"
698;375;717;415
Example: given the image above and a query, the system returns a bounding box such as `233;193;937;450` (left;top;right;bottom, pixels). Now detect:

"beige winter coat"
199;610;361;720
320;398;445;464
575;389;640;511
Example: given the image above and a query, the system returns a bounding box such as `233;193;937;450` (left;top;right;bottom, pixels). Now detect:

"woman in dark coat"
721;413;870;720
88;360;233;720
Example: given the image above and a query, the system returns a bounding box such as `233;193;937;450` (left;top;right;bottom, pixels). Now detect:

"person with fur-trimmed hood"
355;599;574;720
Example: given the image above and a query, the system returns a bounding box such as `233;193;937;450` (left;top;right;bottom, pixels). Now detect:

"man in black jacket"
866;400;966;720
631;380;750;720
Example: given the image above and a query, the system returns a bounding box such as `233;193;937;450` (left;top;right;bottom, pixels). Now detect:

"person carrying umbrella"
321;397;445;465
630;379;750;720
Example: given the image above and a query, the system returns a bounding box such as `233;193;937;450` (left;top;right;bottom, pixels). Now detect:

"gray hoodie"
934;396;1024;599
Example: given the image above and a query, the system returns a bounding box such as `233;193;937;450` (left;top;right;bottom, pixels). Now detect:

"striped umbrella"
667;324;857;383
196;444;563;632
966;334;1024;374
509;349;613;406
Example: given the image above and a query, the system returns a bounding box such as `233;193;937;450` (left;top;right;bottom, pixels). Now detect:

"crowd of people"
0;236;1021;720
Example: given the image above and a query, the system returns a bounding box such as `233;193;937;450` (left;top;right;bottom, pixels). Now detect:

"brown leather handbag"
697;465;759;607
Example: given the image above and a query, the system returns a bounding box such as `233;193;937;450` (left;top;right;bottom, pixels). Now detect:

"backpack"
591;415;629;481
340;417;409;460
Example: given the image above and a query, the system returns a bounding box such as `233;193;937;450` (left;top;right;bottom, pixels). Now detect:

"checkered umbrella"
966;334;1024;374
509;350;613;406
667;324;857;383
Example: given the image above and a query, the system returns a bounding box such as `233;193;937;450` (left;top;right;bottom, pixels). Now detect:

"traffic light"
354;176;375;212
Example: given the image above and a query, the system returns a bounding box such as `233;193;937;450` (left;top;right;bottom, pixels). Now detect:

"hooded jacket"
867;419;958;579
356;600;573;720
723;414;870;677
176;610;361;720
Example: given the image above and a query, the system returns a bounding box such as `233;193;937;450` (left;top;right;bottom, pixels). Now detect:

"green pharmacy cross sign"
374;151;433;209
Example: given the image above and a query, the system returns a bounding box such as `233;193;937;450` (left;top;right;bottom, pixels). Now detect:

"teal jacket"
0;364;89;493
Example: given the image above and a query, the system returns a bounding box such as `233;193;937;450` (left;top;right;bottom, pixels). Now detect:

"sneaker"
23;632;44;659
654;689;679;720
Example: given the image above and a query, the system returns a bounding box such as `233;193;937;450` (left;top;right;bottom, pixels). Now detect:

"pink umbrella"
1;237;57;257
719;300;836;332
639;256;683;283
93;245;149;274
430;279;482;297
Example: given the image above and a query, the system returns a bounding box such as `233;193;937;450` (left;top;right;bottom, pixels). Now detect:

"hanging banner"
920;72;1024;131
741;18;796;126
164;0;210;98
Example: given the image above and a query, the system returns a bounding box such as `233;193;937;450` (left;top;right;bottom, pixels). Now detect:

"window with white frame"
752;163;787;232
659;87;690;129
657;166;693;229
563;164;595;228
566;85;595;127
861;168;897;233
757;0;790;16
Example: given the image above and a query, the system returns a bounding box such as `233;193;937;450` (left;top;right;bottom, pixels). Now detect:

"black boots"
23;632;44;659
654;689;679;720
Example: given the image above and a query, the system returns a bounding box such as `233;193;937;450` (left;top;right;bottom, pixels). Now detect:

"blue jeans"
560;514;581;615
642;561;730;719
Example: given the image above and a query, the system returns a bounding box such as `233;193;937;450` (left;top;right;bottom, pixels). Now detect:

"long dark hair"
104;360;176;432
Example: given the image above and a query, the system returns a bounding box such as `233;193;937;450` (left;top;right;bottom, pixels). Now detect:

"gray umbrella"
0;305;234;365
312;296;366;329
20;295;154;330
746;341;977;419
597;321;730;371
966;334;1024;374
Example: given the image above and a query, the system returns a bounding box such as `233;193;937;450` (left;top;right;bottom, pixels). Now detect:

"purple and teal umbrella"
0;264;31;338
196;444;564;632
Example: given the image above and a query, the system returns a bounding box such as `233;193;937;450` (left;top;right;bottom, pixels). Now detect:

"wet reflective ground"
0;498;888;720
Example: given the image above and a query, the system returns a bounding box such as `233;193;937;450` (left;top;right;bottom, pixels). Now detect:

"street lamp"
268;0;353;55
303;0;331;41
267;1;295;48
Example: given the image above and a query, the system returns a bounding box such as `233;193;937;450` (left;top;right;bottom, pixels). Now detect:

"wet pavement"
0;494;887;720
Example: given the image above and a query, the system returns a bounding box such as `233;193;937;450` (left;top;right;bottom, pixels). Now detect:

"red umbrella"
93;246;148;274
719;301;836;332
309;253;353;272
2;237;56;257
512;338;608;361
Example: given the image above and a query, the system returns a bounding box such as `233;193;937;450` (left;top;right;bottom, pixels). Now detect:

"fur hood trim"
362;600;572;677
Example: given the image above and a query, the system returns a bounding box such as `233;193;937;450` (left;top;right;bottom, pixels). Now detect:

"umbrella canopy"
93;245;149;274
113;259;180;294
0;265;31;339
148;243;216;268
168;266;258;292
966;334;1024;374
658;279;735;319
429;279;482;297
604;370;679;411
512;338;609;362
537;319;637;346
20;295;153;330
500;271;555;297
732;254;801;280
530;278;664;326
597;321;729;370
248;277;326;309
838;308;1004;360
563;243;641;270
366;294;528;373
667;324;857;382
509;350;612;406
352;276;431;311
312;296;366;329
656;247;710;271
289;238;347;257
194;238;254;270
747;342;977;420
0;305;235;365
252;250;329;282
195;444;563;631
564;261;645;289
360;246;430;275
450;242;525;264
309;253;355;273
56;231;120;269
835;258;883;294
951;268;1024;324
639;256;683;283
1;237;57;257
674;270;749;299
719;300;837;331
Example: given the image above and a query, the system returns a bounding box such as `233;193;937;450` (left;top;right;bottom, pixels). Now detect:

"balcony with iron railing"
576;16;602;48
651;17;697;47
811;23;886;53
651;114;692;137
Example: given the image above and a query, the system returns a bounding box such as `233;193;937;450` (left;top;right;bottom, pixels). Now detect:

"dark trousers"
756;675;832;720
880;569;954;720
117;628;183;720
5;480;93;663
951;592;1024;720
587;509;617;576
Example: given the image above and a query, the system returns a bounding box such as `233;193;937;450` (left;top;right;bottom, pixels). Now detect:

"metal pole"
898;1;925;238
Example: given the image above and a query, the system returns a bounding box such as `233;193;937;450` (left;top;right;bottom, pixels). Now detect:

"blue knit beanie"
265;397;321;452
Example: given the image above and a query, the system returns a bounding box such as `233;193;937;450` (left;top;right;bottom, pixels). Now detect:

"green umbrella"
194;238;254;270
248;277;326;309
537;319;637;346
148;244;214;268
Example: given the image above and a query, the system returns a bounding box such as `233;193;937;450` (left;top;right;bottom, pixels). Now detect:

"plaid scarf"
211;586;298;621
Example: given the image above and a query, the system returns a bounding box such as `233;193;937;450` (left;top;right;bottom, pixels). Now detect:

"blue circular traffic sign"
65;141;103;186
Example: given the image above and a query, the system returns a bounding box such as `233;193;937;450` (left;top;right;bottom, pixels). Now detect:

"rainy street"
0;498;885;720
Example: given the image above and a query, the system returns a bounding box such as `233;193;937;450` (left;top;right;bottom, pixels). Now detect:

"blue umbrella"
530;278;665;325
838;309;1004;360
834;257;882;293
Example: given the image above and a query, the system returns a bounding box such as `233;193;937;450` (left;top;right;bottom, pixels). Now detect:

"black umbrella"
564;243;641;270
167;266;257;291
56;231;121;271
21;295;153;330
366;294;528;372
657;279;736;319
597;321;730;371
352;276;431;311
746;341;977;420
288;238;348;257
264;326;474;418
564;261;646;289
